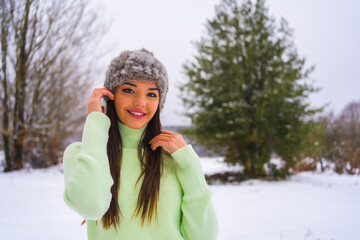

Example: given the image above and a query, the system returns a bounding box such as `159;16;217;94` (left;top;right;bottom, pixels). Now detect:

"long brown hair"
100;98;165;231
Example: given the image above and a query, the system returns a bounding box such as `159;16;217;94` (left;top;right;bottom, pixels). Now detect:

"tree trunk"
12;0;31;170
1;0;12;171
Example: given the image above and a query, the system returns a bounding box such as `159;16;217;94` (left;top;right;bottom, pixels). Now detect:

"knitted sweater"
63;112;218;240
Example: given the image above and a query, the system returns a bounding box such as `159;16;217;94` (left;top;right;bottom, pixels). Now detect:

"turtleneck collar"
118;121;147;148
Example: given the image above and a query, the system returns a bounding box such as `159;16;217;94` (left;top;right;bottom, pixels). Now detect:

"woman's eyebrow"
148;88;160;92
123;82;160;92
123;82;137;87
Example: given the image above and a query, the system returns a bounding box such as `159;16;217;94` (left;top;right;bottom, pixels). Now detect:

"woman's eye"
148;93;158;98
122;88;134;93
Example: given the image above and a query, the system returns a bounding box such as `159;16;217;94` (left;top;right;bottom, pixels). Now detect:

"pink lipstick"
127;110;146;119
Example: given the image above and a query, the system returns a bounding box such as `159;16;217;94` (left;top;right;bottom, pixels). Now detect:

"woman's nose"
133;94;146;107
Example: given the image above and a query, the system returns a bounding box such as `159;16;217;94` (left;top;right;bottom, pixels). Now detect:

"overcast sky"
93;0;360;126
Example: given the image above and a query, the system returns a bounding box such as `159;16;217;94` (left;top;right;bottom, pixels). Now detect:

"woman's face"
114;80;160;129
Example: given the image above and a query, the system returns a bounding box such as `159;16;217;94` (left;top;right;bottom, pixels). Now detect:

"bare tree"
0;0;12;171
336;101;360;174
313;101;360;174
0;0;108;171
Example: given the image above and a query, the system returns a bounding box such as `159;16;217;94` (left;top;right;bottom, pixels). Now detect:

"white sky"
93;0;360;126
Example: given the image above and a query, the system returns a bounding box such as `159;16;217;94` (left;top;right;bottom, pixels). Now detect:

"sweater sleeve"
171;144;219;240
63;111;114;220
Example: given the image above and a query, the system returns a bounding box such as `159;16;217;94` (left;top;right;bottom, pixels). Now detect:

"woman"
63;48;218;240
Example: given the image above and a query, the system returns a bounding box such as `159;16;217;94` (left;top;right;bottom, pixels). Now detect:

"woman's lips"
127;110;146;119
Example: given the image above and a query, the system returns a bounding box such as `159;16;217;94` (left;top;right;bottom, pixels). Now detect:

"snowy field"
1;157;359;240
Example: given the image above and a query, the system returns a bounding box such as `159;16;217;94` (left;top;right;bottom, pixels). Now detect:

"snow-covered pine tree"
180;0;322;178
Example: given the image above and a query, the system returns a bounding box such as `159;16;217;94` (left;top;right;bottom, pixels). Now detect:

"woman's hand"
87;88;114;115
148;130;187;154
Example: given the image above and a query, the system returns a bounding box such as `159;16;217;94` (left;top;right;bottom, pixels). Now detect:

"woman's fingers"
150;140;167;151
102;89;115;100
149;131;187;153
87;88;114;115
94;88;114;100
148;133;173;144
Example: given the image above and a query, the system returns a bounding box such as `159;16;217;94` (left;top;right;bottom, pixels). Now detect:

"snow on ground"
200;156;244;175
0;158;359;240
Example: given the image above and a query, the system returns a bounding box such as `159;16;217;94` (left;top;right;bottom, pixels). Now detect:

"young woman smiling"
62;49;218;240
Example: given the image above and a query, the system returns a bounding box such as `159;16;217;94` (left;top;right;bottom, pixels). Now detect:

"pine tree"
180;0;322;178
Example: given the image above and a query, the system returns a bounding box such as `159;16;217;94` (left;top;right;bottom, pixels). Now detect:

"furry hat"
104;48;168;111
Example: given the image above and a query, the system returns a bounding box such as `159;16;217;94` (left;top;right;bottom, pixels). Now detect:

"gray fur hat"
104;48;168;111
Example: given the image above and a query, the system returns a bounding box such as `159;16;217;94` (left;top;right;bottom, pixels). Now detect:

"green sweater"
63;112;218;240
